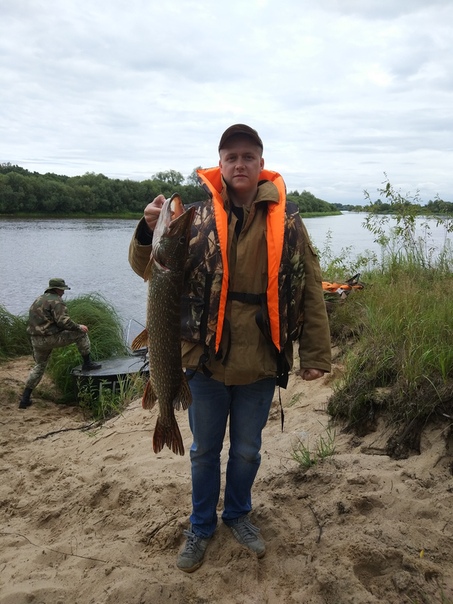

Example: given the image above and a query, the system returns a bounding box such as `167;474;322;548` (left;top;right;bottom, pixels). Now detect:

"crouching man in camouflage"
19;278;101;409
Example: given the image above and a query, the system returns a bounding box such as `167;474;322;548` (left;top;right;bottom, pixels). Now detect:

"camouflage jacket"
129;170;331;386
27;291;82;337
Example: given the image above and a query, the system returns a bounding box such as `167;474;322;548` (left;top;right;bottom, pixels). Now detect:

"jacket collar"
197;166;285;208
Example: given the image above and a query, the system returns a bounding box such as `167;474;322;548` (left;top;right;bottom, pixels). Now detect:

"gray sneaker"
176;527;210;573
228;515;266;558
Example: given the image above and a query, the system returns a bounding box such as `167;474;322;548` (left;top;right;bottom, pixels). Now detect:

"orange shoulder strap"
261;170;286;351
197;168;229;352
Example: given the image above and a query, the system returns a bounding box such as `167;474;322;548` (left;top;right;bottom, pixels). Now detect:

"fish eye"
178;236;186;244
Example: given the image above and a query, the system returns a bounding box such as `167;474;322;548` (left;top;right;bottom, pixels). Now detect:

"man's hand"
299;368;325;381
79;324;89;333
144;194;166;232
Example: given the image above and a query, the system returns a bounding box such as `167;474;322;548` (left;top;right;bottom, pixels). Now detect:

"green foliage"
425;196;453;215
363;179;453;265
287;189;338;214
0;305;31;360
0;163;339;217
46;294;128;400
0;167;145;215
186;166;203;186
326;181;453;457
291;425;336;470
316;229;379;283
77;373;146;421
335;263;453;397
365;179;453;218
325;289;368;345
0;163;206;215
0;295;130;411
152;169;185;186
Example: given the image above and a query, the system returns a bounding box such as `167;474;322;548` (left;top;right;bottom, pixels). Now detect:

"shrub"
0;305;31;360
325;182;453;458
46;294;128;400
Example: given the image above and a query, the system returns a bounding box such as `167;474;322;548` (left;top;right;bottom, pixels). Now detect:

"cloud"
1;0;452;205
316;0;452;19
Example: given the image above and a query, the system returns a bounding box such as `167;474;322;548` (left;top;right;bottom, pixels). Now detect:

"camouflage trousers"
25;331;91;390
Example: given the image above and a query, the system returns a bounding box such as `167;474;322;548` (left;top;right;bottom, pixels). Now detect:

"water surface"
0;213;449;324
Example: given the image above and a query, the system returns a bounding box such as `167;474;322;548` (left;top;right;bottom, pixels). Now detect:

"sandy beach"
1;355;453;604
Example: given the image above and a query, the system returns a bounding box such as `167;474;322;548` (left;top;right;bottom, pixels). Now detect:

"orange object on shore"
322;274;365;294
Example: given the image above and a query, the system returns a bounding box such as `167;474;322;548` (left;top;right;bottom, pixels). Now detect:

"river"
0;213;450;326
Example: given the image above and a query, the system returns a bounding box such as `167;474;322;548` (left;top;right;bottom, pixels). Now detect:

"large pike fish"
132;194;195;455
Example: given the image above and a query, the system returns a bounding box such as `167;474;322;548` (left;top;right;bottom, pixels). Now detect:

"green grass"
0;305;31;360
46;294;128;401
291;425;336;470
326;262;453;452
77;372;147;421
320;182;453;457
0;294;130;407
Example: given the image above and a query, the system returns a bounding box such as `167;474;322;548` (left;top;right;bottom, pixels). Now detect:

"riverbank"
0;212;143;219
0;210;343;220
1;356;453;603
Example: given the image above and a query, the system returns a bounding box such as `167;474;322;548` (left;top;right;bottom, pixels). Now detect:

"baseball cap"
218;124;263;151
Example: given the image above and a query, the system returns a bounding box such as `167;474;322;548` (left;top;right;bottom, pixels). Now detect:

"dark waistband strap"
227;291;264;305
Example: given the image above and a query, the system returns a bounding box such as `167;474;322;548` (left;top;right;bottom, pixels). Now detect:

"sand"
1;356;453;604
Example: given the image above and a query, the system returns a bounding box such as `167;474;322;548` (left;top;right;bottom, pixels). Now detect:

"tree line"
0;163;338;216
363;196;453;215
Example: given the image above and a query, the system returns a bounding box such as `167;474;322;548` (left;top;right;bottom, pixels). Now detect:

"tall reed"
0;305;30;360
46;294;128;399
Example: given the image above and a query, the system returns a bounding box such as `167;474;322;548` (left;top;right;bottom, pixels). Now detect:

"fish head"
152;194;195;271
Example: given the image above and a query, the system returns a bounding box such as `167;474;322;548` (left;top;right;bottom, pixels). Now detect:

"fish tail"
153;415;185;456
142;379;157;410
131;328;149;351
173;372;193;411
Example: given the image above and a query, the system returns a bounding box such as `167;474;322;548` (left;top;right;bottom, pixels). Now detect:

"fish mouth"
153;194;191;241
169;193;186;219
151;194;195;269
160;193;193;231
167;198;195;238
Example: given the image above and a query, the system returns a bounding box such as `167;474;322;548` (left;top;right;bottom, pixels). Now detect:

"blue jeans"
186;371;275;538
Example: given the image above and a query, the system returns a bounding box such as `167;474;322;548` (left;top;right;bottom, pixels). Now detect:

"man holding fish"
129;124;331;572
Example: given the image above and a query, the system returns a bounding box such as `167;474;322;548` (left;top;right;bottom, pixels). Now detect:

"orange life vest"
196;167;287;353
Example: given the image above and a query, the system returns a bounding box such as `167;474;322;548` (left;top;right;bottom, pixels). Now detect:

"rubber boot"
82;354;102;371
19;387;33;409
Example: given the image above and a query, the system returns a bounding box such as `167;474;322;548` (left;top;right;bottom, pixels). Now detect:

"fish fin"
153;415;185;456
142;379;157;410
131;328;149;351
173;372;193;411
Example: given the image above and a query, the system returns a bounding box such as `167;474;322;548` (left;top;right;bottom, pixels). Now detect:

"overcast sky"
1;0;452;205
